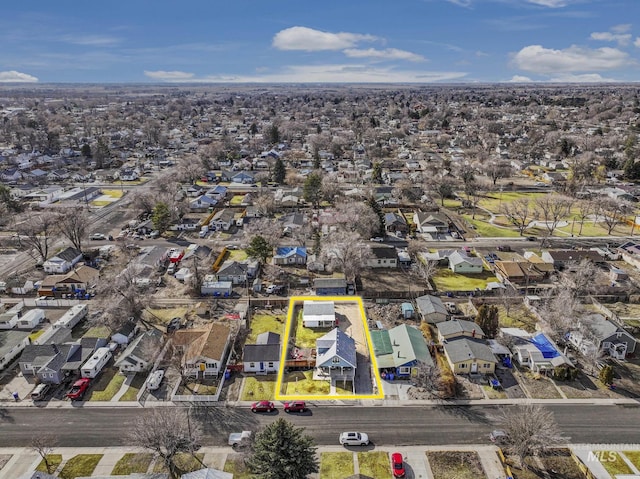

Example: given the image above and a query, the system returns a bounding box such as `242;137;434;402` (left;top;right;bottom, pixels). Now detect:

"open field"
432;268;498;291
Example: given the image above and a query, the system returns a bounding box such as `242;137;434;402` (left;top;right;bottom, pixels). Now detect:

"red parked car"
66;378;91;400
251;400;275;413
391;452;406;478
284;401;307;413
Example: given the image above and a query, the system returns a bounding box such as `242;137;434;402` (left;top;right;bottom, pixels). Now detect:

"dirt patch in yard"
427;451;485;479
513;367;562;399
557;374;618;399
361;268;432;296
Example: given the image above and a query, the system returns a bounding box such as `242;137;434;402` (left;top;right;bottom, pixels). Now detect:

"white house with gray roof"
315;328;356;381
303;301;336;328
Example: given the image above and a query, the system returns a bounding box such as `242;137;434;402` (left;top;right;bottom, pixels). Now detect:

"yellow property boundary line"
274;295;384;401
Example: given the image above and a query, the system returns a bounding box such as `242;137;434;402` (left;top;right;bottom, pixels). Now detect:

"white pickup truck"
228;431;252;448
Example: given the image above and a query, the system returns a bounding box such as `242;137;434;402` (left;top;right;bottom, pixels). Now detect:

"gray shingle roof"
437;319;485;338
443;337;497;364
243;343;281;362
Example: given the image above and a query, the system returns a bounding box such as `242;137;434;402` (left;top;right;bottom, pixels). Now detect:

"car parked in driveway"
391;452;406;478
284;401;307;413
251;400;275;413
146;369;165;391
339;432;369;446
66;378;91;400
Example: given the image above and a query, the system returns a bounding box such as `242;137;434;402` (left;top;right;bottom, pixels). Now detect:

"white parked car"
146;369;165;391
339;432;369;446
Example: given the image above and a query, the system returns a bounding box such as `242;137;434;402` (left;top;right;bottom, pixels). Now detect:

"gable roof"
49;246;82;263
443;337;497;364
243;343;281;363
173;323;230;362
256;332;280;345
388;324;433;366
437;319;485;338
370;245;398;260
316;328;356;368
274;246;307;259
449;250;483;267
416;295;448;316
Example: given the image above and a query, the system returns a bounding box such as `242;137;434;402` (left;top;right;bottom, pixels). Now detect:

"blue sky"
0;0;639;83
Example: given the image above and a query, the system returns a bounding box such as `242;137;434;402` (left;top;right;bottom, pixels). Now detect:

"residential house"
384;212;408;233
280;212;306;233
541;249;602;270
420;249;456;266
522;252;555;276
413;212;449;235
503;328;574;375
172;323;231;378
186;184;206;197
230;171;255;184
18;343;79;384
415;295;448;323
618;241;640;270
567;314;636;360
0;330;31;370
43;247;82;274
114;329;164;373
368;245;398;269
189;194;218;211
273;246;307;266
303;301;336;328
313;278;347;296
201;278;233;296
442;338;498;375
111;319;137;345
437;319;486;342
119;168;139;181
448;250;483;274
209;209;235;231
243;332;281;374
315;328;357;381
371;324;433;378
37;265;99;297
216;260;256;285
0;301;25;330
207;185;228;201
1;168;22;182
47;169;70;181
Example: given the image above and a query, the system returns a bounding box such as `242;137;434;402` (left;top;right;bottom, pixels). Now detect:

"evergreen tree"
267;124;280;145
151;202;171;233
246;418;319;479
366;196;385;237
81;143;92;158
599;364;614;385
371;162;383;184
272;157;286;184
246;235;271;264
303;172;323;207
94;136;110;169
475;304;499;338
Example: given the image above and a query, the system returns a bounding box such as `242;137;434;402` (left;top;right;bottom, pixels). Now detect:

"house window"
332;357;340;364
483;363;491;368
377;260;382;264
249;362;255;368
399;367;411;375
207;363;215;368
268;362;274;368
459;363;466;368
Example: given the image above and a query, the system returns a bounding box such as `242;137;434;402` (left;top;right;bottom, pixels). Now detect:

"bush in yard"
599;364;614;385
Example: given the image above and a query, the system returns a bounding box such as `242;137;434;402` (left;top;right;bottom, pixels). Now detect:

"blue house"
315;328;356;381
273;246;307;265
189;194;218;211
230;171;255;184
370;324;433;379
313;278;347;296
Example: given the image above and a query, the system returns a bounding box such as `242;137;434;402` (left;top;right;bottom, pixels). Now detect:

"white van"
31;383;50;401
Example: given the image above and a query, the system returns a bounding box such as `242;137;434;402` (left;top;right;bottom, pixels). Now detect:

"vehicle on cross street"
284;401;307;413
251;400;275;413
339;432;369;446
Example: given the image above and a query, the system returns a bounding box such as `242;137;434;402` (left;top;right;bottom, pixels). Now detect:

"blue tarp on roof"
530;333;560;359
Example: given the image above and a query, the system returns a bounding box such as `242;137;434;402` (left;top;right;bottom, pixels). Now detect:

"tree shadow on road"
0;408;14;423
189;403;260;441
434;402;491;424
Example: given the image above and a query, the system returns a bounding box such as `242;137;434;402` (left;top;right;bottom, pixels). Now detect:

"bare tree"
430;177;456;207
321;231;373;282
498;404;566;470
534;194;574;246
128;408;202;479
31;433;58;474
333;200;381;239
500;198;537;236
245;218;282;248
17;214;58;263
407;361;443;399
575;200;594;236
538;289;581;342
484;162;512;186
412;259;437;287
601;199;627;235
557;258;605;298
253;191;277;217
55;207;91;252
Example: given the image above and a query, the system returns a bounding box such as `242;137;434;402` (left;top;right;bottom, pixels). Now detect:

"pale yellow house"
442;337;497;375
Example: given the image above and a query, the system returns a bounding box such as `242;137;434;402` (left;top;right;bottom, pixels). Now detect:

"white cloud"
272;26;377;51
590;31;632;46
513;45;631;73
61;34;121;46
0;70;38;82
506;75;534;82
143;64;467;83
611;24;632;34
635;37;640;48
447;0;472;7
144;70;195;81
548;73;618;82
526;0;568;7
342;48;425;62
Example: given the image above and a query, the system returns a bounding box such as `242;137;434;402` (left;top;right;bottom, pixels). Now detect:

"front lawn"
319;452;354;479
228;249;249;261
224;454;253;479
87;368;125;401
432;268;498;292
247;313;285;344
334;380;354;395
357;451;391;479
294;310;330;348
463;216;522;238
427;451;485;479
111;453;154;475
241;375;276;401
36;454;63;474
596;451;633;476
119;374;147;401
101;189;124;198
283;370;330;396
59;454;103;479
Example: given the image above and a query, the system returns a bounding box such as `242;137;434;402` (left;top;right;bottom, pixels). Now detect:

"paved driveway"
336;302;373;395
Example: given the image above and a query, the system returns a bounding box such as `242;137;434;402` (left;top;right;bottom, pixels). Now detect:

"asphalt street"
0;404;638;448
